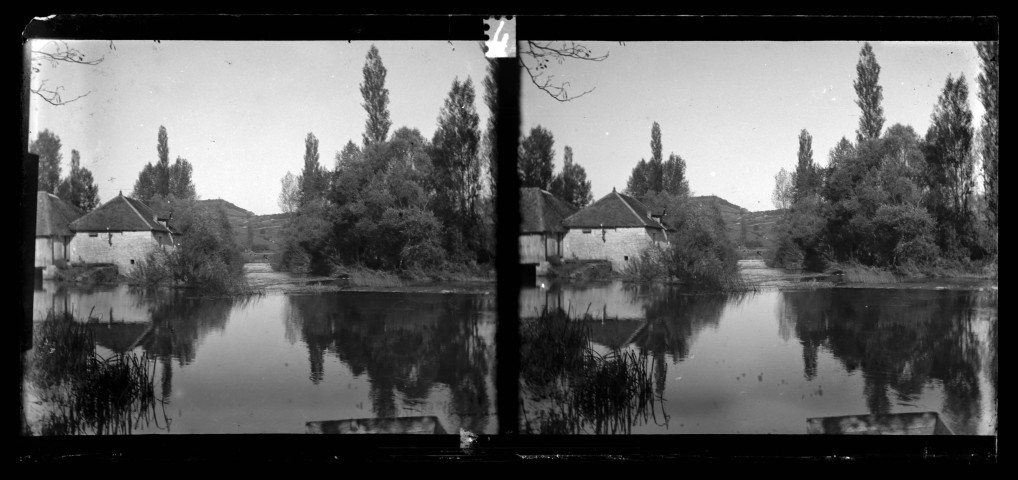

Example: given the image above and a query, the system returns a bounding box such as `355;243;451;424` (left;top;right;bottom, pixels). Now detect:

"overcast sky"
29;40;491;215
521;41;985;212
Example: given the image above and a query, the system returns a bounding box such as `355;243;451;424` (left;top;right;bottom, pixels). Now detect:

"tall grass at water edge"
26;310;169;435
520;307;669;434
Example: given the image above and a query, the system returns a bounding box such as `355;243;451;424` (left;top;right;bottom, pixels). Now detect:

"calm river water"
25;262;996;435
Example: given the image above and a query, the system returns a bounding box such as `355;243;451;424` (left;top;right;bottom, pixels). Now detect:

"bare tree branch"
519;41;608;102
30;40;105;106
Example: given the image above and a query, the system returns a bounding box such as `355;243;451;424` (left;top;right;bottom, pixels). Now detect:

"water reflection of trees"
779;289;997;434
284;293;495;433
26;312;169;435
632;290;748;395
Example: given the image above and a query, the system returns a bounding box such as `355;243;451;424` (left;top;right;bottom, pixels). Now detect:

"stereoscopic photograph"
20;15;997;462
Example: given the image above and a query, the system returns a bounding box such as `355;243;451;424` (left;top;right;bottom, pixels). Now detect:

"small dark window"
88;233;98;237
131;259;135;265
582;229;592;234
624;256;629;261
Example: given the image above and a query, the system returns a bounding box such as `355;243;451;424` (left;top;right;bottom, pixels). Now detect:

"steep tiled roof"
70;193;172;233
519;188;578;234
562;189;668;230
36;191;84;237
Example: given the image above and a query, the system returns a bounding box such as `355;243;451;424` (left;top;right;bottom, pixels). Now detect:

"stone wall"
69;231;167;275
562;227;663;271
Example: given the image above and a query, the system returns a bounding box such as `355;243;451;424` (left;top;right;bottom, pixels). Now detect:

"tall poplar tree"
156;125;171;195
854;43;885;143
360;45;392;147
298;132;327;207
648;122;664;193
431;77;482;254
923;74;975;256
976;41;998;230
792;129;821;203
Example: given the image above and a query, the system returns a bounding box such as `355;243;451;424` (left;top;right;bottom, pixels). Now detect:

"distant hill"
687;196;783;250
198;199;291;253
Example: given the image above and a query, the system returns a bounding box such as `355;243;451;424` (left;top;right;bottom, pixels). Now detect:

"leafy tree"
133;163;159;204
923;74;976;258
518;125;555;189
549;146;593;208
168;157;196;200
278;171;299;214
661;153;689;197
628;124;687;199
976;41;998;230
854;42;885;143
298;132;328;208
326;128;439;270
431;77;483;260
133;126;195;204
56;149;100;212
626;159;651;198
360;45;392;148
792;129;822;203
772;167;793;210
30;129;62;193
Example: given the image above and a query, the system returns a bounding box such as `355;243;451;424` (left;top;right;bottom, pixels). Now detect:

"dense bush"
128;195;248;294
632;193;743;290
872;203;940;266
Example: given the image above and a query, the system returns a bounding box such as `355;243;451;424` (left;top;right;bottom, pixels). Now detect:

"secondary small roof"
36;191;84;237
519;188;578;234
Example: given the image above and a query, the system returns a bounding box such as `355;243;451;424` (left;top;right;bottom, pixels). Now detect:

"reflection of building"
35;192;84;279
69;192;180;274
519;188;578;275
33;282;157;323
519;282;650;320
561;188;671;271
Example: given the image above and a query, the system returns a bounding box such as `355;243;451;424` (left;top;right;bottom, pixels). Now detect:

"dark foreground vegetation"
769;42;998;277
520;307;669;434
24;310;169;435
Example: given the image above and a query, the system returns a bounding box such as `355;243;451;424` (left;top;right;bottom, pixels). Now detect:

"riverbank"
740;258;997;291
244;262;494;295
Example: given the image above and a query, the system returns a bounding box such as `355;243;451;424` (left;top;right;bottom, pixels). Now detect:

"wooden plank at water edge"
306;416;447;434
806;412;954;435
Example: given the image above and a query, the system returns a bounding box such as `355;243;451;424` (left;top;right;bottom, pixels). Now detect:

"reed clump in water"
520;307;668;434
27;310;169;435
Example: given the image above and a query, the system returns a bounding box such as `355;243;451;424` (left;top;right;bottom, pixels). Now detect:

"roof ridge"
121;195;158;230
615;190;649;227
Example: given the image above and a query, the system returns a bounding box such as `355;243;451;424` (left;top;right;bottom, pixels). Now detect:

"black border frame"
14;14;999;465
